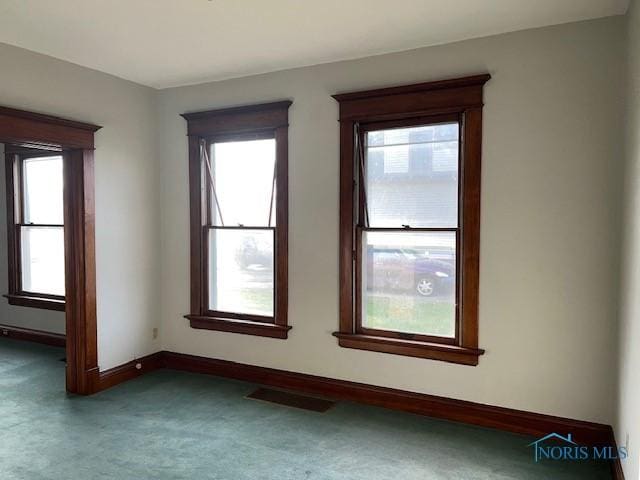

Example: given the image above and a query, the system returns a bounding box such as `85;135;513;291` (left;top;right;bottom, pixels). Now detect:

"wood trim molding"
63;149;99;394
159;351;611;446
0;324;65;347
0;105;101;395
4;293;65;311
181;100;292;137
187;315;291;339
94;349;622;475
332;74;492;103
333;75;489;364
609;427;626;479
332;75;490;122
182;100;291;339
97;352;164;392
0;106;100;149
333;333;484;365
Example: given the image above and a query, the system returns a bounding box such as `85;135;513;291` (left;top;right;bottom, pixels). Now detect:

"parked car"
366;247;454;297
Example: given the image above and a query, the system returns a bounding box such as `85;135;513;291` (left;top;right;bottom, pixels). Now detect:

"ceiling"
0;0;628;89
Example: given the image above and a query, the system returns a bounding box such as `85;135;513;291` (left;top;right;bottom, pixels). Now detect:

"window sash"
359;115;461;230
354;115;462;344
354;226;459;344
21;155;64;225
10;154;65;300
202;133;278;323
17;224;65;299
204;137;277;228
202;225;276;323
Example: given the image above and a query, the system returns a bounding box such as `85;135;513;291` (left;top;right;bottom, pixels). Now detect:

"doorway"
0;106;100;394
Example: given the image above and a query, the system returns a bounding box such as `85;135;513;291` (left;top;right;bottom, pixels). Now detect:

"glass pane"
208;229;274;317
366;123;458;228
362;231;456;337
21;226;65;296
211;139;276;227
23;156;64;224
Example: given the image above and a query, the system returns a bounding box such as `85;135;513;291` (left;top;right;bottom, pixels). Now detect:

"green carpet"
0;338;611;479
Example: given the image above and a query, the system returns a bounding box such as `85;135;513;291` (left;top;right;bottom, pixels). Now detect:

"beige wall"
157;17;625;424
0;11;627;431
0;43;161;370
618;0;640;477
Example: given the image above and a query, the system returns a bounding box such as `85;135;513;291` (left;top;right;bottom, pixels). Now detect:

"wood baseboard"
97;352;163;392
609;426;626;479
96;348;622;475
160;351;612;446
0;324;65;348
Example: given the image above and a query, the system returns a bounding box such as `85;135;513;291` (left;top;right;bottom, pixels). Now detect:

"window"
4;148;65;311
182;101;291;339
332;75;490;365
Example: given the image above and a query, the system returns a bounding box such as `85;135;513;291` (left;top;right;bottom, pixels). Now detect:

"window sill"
4;294;65;312
185;314;291;339
332;332;484;365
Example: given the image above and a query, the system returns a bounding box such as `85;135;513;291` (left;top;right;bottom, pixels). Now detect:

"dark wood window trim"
332;74;490;365
4;146;65;311
181;101;291;339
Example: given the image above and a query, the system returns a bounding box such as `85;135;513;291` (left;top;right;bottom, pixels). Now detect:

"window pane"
366;123;458;228
211;139;276;227
23;156;63;224
21;226;65;296
362;230;456;337
208;229;274;317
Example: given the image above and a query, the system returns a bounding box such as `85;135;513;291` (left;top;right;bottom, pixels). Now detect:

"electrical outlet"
152;327;158;340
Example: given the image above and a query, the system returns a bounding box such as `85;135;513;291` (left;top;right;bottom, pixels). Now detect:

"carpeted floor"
0;338;611;479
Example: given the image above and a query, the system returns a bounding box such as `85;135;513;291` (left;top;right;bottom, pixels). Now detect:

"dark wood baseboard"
97;352;163;392
0;323;65;348
95;348;621;475
608;426;626;479
160;351;612;446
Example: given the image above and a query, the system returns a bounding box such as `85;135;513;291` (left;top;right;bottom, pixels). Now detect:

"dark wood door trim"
0;105;101;394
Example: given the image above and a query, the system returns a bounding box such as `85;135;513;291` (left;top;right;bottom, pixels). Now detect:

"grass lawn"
236;286;455;338
239;287;273;315
364;294;455;337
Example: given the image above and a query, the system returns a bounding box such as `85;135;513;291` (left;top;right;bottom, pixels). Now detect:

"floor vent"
246;388;335;412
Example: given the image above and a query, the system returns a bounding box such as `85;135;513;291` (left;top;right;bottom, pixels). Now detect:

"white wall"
157;17;625;424
617;0;640;477
0;43;161;369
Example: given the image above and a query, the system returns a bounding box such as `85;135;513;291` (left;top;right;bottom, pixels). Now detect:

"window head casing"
182;101;291;339
332;75;490;365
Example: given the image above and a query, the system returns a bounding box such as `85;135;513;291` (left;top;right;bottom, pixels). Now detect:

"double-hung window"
182;101;291;339
4;148;65;311
333;75;489;365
